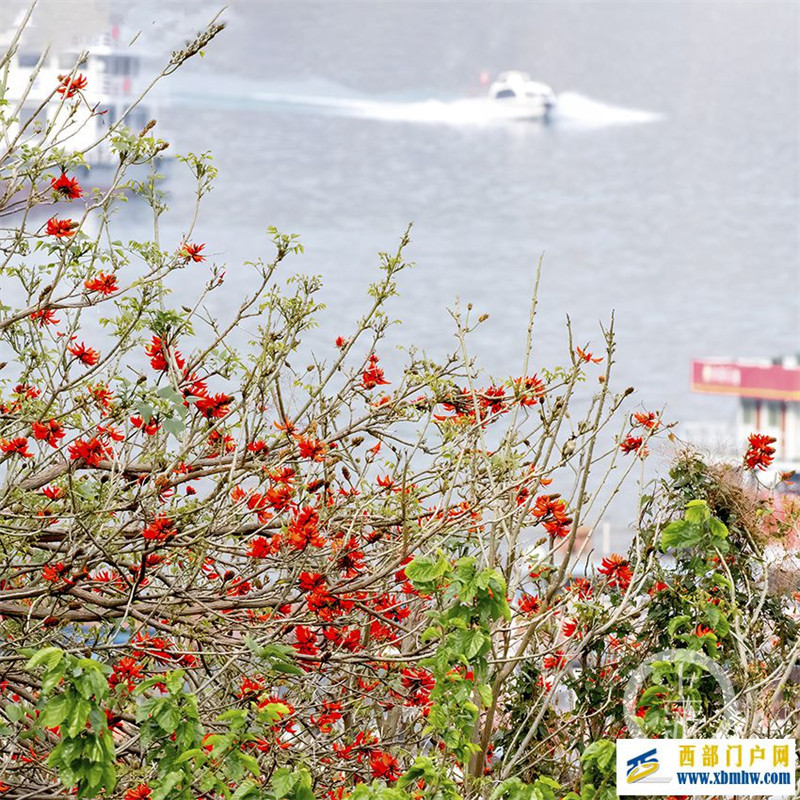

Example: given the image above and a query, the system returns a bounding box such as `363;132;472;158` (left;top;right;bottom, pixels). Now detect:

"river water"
5;0;800;540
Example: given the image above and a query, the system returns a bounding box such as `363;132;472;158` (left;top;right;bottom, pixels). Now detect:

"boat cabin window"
58;53;81;70
18;52;41;67
495;89;517;99
99;55;139;76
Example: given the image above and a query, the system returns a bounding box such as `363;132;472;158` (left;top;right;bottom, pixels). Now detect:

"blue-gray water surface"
6;0;800;539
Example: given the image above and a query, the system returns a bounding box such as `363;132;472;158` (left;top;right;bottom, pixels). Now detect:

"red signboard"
692;360;800;402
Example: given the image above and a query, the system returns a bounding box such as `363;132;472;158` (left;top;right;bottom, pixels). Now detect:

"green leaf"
661;520;703;549
40;694;70;728
405;556;449;584
26;647;64;672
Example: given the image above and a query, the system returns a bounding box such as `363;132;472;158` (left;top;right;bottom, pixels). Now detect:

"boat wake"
168;75;661;129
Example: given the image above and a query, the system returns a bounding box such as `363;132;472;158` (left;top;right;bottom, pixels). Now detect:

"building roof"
692;357;800;402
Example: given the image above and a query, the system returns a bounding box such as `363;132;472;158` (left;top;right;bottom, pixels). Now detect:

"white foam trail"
553;92;662;127
171;76;661;129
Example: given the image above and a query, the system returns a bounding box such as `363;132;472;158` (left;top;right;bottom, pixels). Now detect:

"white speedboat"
488;71;557;121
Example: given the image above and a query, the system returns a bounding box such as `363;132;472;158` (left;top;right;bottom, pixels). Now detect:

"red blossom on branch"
180;242;206;262
0;438;33;458
743;433;776;471
68;341;100;366
31;420;65;448
51;173;83;199
56;73;87;97
84;273;119;295
598;554;633;591
361;354;389;389
45;217;78;238
68;436;113;466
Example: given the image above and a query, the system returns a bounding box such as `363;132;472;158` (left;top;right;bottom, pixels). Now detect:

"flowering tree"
1;8;798;800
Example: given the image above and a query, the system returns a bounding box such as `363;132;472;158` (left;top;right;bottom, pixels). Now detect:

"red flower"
542;651;568;670
369;751;401;782
142;516;177;543
109;657;143;693
576;346;602;364
31;420;65;448
265;484;294;511
130;416;160;436
362;354;389;389
68;437;113;466
247;439;269;454
293;625;319;657
42;562;70;583
42;486;64;501
299;571;326;593
296;435;327;462
633;411;660;430
514;375;546;406
247;535;280;559
180;242;206;262
598;554;633;591
84;273;118;295
124;785;152;800
400;667;435;707
744;433;776;471
145;336;185;372
46;217;78;237
68;341;99;366
620;435;645;455
30;308;60;326
195;392;232;419
51;173;82;199
0;437;33;458
286;506;325;550
518;593;540;615
56;73;87;97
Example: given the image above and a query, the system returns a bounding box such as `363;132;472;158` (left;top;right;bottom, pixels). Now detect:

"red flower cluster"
142;515;177;543
0;437;33;458
68;341;100;366
84;273;119;295
532;493;572;537
145;336;185;372
362;353;389;389
108;657;143;693
68;436;113;466
598;554;633;591
180;242;206;262
620;435;645;455
369;750;401;782
195;392;233;420
296;435;327;462
633;411;660;430
576;346;602;364
399;667;435;707
123;785;151;800
743;433;776;471
30;308;60;326
286;506;326;550
46;217;78;237
514;374;546;406
31;419;65;448
56;73;87;97
518;593;541;615
51;172;82;199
